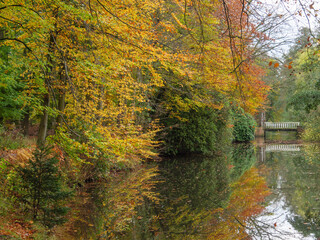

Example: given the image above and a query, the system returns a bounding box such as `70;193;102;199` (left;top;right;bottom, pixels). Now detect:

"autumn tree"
0;0;271;164
1;0;169;171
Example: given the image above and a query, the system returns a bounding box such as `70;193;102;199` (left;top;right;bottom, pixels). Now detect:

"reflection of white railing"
265;144;301;152
264;122;300;129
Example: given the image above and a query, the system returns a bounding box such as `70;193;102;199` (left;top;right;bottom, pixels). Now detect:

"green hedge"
160;107;230;155
232;109;256;142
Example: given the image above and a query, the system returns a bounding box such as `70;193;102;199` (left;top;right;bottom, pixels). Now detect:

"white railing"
265;144;301;152
264;122;300;129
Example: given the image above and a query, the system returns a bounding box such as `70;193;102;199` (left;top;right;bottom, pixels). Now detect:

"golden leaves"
0;0;271;167
101;166;159;236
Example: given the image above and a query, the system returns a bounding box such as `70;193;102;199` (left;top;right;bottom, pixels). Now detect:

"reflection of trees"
285;146;320;238
263;145;320;238
289;215;320;239
101;166;159;239
262;152;279;190
126;154;269;239
61;145;271;239
57;166;159;239
148;154;231;239
230;143;256;181
207;167;270;239
158;154;230;210
59;182;106;239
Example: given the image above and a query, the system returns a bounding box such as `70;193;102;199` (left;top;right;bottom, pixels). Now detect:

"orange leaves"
269;61;294;70
0;0;272;167
229;167;270;218
233;61;270;114
269;61;279;68
283;61;294;70
207;0;270;113
287;61;293;69
206;167;270;239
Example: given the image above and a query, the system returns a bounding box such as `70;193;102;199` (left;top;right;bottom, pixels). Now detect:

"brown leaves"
0;147;34;166
0;217;35;240
310;3;314;9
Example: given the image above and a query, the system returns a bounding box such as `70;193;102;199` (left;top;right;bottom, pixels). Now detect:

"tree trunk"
37;94;50;145
22;111;30;136
37;25;56;145
57;91;65;126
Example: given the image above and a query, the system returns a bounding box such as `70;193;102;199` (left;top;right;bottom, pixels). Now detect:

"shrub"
161;107;231;155
232;109;256;142
16;145;72;228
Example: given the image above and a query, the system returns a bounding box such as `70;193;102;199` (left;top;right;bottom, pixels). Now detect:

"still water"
64;136;320;239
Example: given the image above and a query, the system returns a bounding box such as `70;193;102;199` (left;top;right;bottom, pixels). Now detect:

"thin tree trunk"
37;22;57;145
57;90;65;126
22;111;30;136
37;94;50;145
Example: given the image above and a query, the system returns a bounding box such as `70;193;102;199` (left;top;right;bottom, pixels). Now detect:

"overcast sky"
256;0;320;57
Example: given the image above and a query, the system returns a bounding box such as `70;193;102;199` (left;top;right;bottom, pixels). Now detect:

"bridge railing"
265;144;301;152
264;122;300;129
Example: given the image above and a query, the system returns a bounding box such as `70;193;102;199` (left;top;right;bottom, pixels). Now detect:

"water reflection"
60;142;320;239
265;131;298;141
230;143;256;181
118;147;272;240
58;166;159;239
254;144;320;239
119;154;229;239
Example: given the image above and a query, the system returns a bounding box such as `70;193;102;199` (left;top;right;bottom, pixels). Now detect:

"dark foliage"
232;109;256;142
17;145;72;228
160;107;230;155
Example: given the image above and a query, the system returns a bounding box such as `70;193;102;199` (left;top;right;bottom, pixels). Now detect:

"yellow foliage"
0;0;269;167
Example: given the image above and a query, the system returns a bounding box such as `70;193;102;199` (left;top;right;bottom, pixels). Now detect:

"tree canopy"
0;0;270;164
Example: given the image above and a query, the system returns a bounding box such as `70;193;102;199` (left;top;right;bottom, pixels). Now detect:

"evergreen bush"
16;145;72;228
161;107;230;155
232;109;256;142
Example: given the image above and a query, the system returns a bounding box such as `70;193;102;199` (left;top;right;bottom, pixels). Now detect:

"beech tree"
0;0;271;165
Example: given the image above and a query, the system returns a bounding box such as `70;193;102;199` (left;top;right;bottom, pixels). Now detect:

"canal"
61;133;320;239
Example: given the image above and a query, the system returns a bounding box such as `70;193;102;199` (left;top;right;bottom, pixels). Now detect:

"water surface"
63;142;320;239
